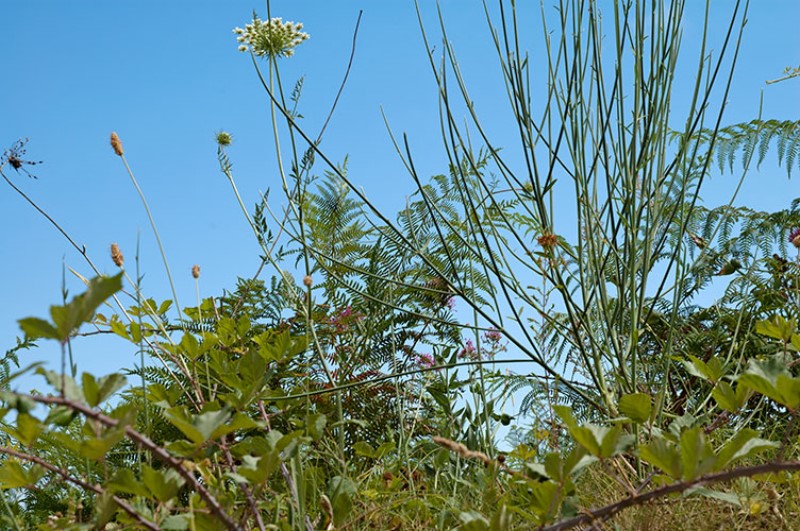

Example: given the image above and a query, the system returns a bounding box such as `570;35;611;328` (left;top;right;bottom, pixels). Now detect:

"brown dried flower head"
110;132;124;156
192;264;200;279
303;274;313;288
537;233;559;249
110;243;124;267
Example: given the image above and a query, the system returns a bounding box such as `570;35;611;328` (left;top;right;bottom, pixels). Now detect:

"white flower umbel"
233;16;309;58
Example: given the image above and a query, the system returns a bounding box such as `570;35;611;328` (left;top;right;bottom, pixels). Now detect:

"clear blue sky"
2;2;798;390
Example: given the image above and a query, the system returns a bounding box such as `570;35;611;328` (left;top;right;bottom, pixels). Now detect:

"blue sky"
1;1;798;390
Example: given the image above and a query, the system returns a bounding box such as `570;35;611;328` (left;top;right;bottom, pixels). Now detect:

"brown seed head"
110;132;124;156
110;243;124;267
191;265;200;279
537;233;559;249
303;274;313;287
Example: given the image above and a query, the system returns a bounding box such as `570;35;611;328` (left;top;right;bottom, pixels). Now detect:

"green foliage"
4;1;800;529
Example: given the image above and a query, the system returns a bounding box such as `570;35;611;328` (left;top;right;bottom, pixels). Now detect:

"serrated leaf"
683;356;724;383
680;427;716;480
619;393;652;423
17;318;59;341
108;469;149;497
712;381;751;412
36;368;83;402
3;413;43;446
641;438;681;478
0;460;46;489
716;429;779;468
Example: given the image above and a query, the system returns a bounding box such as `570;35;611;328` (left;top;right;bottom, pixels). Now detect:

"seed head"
537;233;559;249
216;131;232;146
192;264;200;279
303;274;313;287
110;132;124;156
790;228;800;249
110;243;124;267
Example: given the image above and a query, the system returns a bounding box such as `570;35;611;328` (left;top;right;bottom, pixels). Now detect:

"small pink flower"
483;328;502;343
446;297;456;310
458;339;478;360
415;353;435;369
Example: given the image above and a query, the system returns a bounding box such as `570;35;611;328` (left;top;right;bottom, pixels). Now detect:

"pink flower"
446;297;456;310
458;339;478;360
483;328;502;343
415;353;435;369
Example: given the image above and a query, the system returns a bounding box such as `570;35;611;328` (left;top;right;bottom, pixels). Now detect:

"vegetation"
1;1;800;529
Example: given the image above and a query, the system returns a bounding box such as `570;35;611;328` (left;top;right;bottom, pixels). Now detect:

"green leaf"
756;315;797;342
618;393;651;423
687;487;742;506
306;413;327;441
108;469;149;497
164;406;235;445
0;460;46;489
679;427;716;480
17;318;59;341
683;355;724;383
36;368;83;402
712;381;751;412
353;441;375;458
179;332;201;361
3;413;43;446
641;438;681;478
716;429;778;469
142;466;184;502
738;358;800;409
328;476;356;527
161;515;191;530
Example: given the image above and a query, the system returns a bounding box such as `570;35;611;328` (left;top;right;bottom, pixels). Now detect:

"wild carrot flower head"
234;16;309;58
789;228;800;249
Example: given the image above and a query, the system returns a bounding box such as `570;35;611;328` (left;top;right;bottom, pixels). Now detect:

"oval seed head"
192;264;201;279
110;132;124;156
303;274;313;287
110;243;124;267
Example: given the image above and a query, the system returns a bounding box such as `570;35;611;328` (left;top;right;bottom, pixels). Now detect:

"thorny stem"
0;446;161;531
25;394;241;531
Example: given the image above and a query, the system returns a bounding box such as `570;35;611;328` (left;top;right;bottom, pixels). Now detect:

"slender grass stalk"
110;138;183;322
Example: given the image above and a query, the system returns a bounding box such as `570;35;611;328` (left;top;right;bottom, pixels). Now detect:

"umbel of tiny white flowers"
233;16;309;58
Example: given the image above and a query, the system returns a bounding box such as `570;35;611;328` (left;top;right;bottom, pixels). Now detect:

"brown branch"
542;460;800;531
0;446;160;531
26;394;241;531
